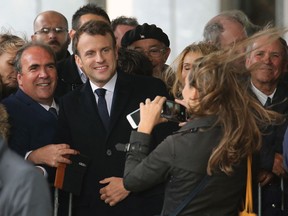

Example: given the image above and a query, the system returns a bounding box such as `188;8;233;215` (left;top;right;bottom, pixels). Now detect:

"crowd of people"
0;3;288;216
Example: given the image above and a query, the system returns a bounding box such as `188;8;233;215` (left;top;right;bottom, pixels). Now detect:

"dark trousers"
254;177;288;216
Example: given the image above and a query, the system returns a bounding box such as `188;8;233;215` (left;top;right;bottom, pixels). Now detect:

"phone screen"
161;100;186;122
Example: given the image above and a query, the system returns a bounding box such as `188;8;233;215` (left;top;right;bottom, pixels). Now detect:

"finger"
260;178;270;186
145;98;151;104
109;201;116;206
57;143;71;149
61;149;78;156
179;121;187;127
59;157;72;164
158;96;166;105
99;178;111;184
100;193;106;200
152;96;163;103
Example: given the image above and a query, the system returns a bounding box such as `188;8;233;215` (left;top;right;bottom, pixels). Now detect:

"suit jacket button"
106;149;112;156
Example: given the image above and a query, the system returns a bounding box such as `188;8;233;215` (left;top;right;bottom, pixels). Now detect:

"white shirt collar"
39;99;59;112
250;81;276;106
90;72;117;94
89;72;117;114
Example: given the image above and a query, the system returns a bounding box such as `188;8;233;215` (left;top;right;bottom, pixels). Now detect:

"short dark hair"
111;16;139;31
72;20;116;56
117;47;153;76
72;3;110;31
14;42;56;73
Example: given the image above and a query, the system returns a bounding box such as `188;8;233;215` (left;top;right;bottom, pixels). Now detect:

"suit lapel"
15;89;53;120
109;73;133;133
271;82;288;113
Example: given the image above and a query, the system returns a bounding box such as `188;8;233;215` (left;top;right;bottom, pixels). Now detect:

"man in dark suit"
55;20;173;216
55;3;111;97
246;34;288;215
2;42;77;182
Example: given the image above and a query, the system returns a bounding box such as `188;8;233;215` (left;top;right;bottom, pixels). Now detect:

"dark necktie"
49;107;58;119
264;97;272;108
95;88;110;130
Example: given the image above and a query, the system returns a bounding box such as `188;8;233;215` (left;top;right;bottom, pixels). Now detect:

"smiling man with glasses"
121;23;171;83
31;10;71;62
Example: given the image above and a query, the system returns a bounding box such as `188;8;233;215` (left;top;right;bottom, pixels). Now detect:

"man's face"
114;24;136;48
17;46;57;105
0;50;18;89
75;33;118;87
219;19;247;48
128;39;170;76
32;12;70;61
246;36;287;86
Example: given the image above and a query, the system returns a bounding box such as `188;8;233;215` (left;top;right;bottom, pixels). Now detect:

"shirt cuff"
35;166;48;178
24;150;32;160
25;151;48;178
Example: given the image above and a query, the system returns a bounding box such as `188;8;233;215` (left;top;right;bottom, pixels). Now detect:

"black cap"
121;23;170;48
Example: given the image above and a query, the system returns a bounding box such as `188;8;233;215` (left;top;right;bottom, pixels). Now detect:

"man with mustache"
246;33;288;215
32;10;71;62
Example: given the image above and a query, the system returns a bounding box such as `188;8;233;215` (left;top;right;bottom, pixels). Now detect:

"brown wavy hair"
187;28;285;175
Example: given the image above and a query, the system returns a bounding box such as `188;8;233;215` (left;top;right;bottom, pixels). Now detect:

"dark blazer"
1;89;58;182
251;81;288;214
56;71;174;216
124;116;246;216
257;81;288;171
55;54;83;98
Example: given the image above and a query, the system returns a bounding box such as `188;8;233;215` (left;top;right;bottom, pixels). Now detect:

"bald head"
33;11;68;31
32;10;70;61
204;14;247;48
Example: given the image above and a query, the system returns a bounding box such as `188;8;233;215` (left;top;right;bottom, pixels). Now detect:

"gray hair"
14;42;56;73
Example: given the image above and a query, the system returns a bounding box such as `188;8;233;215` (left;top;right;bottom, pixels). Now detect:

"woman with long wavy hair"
123;29;283;216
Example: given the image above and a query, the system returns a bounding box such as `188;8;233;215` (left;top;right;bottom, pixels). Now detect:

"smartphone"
126;108;140;129
126;100;186;129
161;100;186;122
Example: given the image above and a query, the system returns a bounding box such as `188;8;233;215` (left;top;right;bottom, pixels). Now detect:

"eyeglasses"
134;47;166;58
34;27;68;35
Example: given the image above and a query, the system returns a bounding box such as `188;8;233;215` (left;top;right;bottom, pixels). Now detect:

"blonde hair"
166;42;218;98
187;28;285;175
0;33;25;55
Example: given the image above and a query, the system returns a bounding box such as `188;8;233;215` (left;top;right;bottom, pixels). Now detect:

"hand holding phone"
126;100;186;129
161;100;186;122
